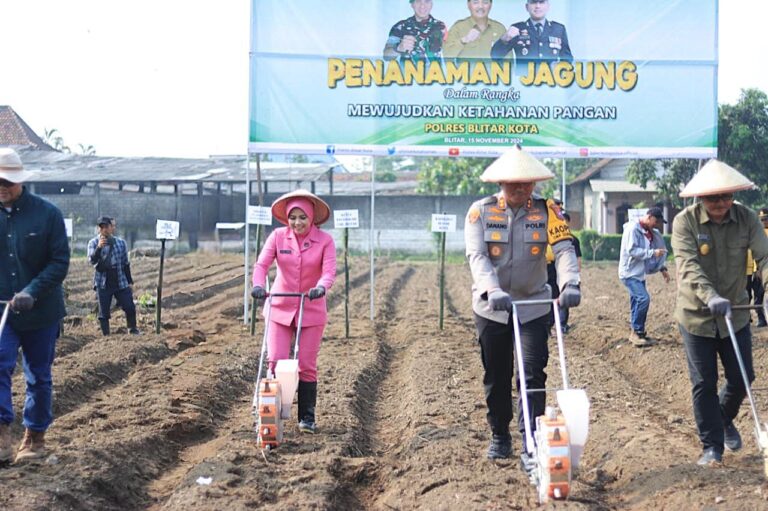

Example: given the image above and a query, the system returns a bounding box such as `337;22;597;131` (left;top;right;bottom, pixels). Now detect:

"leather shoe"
696;448;723;466
486;434;512;460
724;422;742;452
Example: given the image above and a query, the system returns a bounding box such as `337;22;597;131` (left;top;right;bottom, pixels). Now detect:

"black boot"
297;381;317;434
757;309;767;328
99;319;110;336
126;311;140;335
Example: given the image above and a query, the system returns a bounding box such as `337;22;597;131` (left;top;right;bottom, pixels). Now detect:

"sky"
1;0;766;159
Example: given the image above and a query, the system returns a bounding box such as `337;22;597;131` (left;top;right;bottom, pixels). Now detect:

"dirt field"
3;253;768;510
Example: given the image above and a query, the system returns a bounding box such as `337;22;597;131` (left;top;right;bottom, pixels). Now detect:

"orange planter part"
257;379;284;449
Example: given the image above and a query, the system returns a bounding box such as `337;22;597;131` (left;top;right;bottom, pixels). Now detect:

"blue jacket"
618;220;667;281
0;187;69;330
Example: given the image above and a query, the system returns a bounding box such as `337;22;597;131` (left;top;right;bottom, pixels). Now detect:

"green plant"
138;292;157;309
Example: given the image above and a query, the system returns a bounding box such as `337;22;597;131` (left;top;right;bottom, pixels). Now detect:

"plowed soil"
3;254;768;510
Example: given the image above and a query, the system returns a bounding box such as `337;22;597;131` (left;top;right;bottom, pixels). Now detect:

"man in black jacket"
0;148;69;464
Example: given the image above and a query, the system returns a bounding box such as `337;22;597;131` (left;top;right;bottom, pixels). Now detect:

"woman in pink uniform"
251;190;336;434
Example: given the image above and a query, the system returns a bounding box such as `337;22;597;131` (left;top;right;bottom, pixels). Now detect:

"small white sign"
431;214;457;233
64;218;73;238
334;209;360;229
156;220;180;240
215;222;245;230
628;209;645;223
247;205;272;225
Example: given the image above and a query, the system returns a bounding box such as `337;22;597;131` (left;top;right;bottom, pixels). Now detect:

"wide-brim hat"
271;189;331;225
480;146;554;183
679;159;756;198
0;148;34;183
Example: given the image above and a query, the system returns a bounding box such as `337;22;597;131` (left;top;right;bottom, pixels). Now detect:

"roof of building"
0;106;55;150
17;148;339;183
571;158;613;184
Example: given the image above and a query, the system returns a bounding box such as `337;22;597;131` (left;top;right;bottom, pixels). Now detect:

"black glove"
250;286;267;300
488;289;513;312
558;284;581;308
308;286;326;300
10;292;34;312
707;295;731;318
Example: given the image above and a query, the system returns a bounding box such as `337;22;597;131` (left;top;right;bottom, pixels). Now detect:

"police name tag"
247;205;273;226
334;209;360;229
431;214;457;233
156;220;180;240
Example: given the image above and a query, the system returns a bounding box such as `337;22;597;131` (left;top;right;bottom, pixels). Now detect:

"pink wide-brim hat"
271;189;331;225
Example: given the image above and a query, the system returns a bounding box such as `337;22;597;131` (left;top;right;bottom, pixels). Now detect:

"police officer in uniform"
491;0;572;62
465;146;581;470
672;160;768;466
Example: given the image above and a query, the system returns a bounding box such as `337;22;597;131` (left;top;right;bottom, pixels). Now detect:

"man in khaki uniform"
672;160;768;466
465;146;580;469
443;0;505;59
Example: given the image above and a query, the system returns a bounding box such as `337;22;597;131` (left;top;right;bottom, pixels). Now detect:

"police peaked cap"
679;159;755;197
480;145;554;183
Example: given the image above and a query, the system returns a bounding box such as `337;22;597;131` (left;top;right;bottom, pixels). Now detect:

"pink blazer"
252;225;336;327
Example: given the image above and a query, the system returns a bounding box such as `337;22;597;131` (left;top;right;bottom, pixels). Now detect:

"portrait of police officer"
491;0;572;62
464;146;581;470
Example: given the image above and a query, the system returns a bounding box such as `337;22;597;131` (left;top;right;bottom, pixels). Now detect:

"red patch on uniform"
490;246;502;257
531;246;541;256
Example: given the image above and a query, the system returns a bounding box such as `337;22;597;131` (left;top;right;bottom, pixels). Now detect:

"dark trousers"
749;275;766;323
475;313;549;446
681;323;754;453
97;286;136;320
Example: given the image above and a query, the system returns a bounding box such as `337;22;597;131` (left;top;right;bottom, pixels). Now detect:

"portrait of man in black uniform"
491;0;572;62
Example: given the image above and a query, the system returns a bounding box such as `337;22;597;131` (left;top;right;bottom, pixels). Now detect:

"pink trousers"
267;319;324;382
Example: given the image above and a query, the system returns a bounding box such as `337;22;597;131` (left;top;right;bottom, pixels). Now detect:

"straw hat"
480;145;554;183
271;189;331;225
679;159;756;197
0;148;33;183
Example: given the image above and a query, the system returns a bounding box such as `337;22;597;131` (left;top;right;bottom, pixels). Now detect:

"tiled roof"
0;106;55;150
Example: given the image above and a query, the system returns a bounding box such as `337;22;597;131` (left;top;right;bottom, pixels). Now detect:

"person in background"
87;216;139;336
464;146;580;472
748;208;768;327
443;0;505;59
672;160;768;466
618;207;671;347
558;211;581;332
0;148;69;464
383;0;447;62
251;190;336;434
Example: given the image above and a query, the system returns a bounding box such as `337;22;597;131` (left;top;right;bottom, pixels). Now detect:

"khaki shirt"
672;202;768;337
443;17;506;59
465;193;580;324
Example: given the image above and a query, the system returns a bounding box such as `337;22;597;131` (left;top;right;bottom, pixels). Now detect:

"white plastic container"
275;359;299;419
556;389;590;468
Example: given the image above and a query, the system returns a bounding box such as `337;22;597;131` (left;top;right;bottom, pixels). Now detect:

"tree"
626;159;699;208
43;128;70;153
416;157;497;195
718;88;768;205
626;88;768;208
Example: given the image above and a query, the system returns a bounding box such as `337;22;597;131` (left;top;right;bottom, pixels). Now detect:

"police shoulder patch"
468;207;481;224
